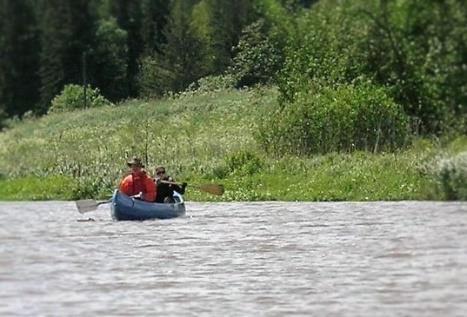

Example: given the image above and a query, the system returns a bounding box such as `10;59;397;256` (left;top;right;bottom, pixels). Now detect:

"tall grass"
0;87;466;201
0;87;272;199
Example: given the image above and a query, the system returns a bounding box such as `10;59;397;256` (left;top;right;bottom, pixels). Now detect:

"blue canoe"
111;190;186;221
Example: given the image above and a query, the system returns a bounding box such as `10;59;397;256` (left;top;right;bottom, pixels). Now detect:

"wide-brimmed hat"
127;157;144;168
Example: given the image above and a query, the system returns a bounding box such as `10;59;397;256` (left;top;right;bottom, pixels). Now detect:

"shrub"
49;84;113;113
225;150;264;176
185;74;235;95
431;152;467;200
258;83;409;155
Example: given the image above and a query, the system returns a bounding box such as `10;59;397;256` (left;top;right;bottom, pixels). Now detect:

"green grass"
0;175;76;200
0;86;466;201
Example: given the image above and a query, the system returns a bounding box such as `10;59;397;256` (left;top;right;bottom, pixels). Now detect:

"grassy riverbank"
0;87;466;201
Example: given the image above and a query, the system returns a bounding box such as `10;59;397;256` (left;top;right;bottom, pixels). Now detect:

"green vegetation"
1;1;466;201
1;87;465;201
274;0;466;154
259;83;409;155
0;175;76;201
49;84;113;113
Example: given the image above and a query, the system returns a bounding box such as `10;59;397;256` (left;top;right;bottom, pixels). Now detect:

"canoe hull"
111;190;186;221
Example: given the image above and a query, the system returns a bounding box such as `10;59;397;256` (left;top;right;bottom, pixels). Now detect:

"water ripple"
0;200;466;316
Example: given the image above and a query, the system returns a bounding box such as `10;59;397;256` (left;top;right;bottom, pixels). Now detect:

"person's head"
155;166;166;177
127;157;144;172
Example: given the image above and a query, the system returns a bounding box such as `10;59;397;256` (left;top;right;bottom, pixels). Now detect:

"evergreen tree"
280;0;317;11
139;0;206;96
141;0;170;55
0;0;41;117
193;0;255;74
108;0;143;97
92;18;128;101
38;0;97;112
198;0;254;73
229;19;283;87
165;0;206;91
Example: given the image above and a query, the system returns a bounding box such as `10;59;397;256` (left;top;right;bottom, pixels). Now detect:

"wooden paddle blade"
197;184;225;196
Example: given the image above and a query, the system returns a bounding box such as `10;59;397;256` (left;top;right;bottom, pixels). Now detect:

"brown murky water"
1;201;466;316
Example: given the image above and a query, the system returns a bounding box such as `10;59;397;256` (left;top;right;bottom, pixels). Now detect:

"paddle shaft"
159;180;184;186
158;180;224;196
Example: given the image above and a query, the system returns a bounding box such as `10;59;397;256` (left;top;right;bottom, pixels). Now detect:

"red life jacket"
119;171;156;202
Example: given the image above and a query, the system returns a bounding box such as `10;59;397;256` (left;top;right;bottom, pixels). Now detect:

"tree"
139;0;206;96
38;0;97;112
0;0;41;117
363;0;467;134
229;19;283;87
192;0;256;74
107;0;143;97
280;0;318;11
140;0;170;55
92;18;128;101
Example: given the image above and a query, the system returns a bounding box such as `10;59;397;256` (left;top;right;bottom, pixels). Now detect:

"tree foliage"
278;0;467;137
107;0;143;97
192;0;257;74
361;0;467;135
38;0;97;112
229;19;283;87
92;18;128;101
140;0;169;55
254;0;467;155
0;0;465;156
0;0;40;117
138;0;206;97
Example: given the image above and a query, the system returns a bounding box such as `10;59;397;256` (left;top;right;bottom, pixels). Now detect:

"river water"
1;201;466;316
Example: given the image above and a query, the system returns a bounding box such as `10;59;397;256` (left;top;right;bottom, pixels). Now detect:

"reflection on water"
1;200;466;316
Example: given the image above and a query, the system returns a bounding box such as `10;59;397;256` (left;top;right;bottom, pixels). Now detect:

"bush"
184;74;235;96
207;150;264;179
49;84;113;113
258;83;409;155
225;150;264;176
431;152;467;200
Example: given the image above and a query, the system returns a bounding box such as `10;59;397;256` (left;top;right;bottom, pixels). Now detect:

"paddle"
76;199;112;214
160;180;224;196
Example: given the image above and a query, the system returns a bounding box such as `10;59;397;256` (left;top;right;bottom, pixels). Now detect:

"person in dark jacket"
154;166;187;203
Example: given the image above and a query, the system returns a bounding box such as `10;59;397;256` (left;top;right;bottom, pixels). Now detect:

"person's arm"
167;176;186;194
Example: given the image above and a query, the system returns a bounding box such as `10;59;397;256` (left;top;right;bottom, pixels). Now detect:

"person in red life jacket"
119;157;156;202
